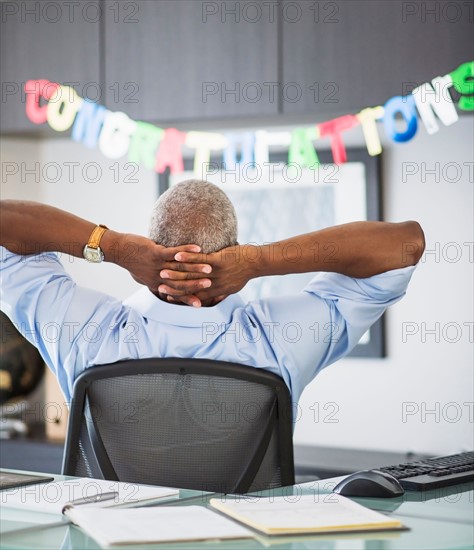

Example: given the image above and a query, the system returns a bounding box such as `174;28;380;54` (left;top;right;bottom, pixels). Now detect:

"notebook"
64;506;253;547
0;477;178;515
210;493;406;535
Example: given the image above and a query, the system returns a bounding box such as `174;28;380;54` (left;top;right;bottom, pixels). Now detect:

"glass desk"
1;470;473;549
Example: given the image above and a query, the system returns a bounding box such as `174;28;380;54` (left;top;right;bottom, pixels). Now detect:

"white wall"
295;116;474;456
1;138;42;201
1;116;473;456
37;140;158;299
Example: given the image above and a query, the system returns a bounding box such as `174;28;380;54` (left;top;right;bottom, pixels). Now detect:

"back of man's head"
149;179;238;254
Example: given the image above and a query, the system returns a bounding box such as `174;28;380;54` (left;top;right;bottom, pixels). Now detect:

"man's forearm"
254;221;425;279
0;200;127;264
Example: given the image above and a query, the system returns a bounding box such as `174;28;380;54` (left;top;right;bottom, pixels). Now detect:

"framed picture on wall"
159;147;384;358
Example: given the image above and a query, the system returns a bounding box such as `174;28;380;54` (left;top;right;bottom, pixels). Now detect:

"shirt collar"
123;287;245;327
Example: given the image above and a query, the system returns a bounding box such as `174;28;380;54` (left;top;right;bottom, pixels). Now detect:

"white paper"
67;506;252;547
0;477;178;515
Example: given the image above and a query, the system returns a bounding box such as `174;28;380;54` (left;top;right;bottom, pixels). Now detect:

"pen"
62;491;119;513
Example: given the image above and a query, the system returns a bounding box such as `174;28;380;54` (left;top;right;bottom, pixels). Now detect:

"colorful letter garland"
24;61;473;173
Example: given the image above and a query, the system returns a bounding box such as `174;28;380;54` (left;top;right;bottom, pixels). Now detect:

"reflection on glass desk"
0;470;473;550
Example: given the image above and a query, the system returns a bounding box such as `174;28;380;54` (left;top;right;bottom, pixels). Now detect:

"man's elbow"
404;221;425;265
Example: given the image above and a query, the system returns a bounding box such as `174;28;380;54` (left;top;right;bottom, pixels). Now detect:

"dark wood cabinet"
103;0;279;122
281;0;474;117
1;0;472;133
0;0;101;133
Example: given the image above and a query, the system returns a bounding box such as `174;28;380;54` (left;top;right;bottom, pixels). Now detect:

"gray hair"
149;179;238;254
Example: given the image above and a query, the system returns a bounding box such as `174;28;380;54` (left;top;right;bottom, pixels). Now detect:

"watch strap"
87;224;109;249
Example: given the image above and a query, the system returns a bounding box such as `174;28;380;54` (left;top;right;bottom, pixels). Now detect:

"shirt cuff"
304;265;417;304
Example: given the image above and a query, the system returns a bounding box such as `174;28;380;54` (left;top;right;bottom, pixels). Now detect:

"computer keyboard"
377;451;474;491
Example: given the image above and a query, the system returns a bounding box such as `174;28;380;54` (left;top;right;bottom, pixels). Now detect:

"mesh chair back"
62;359;294;493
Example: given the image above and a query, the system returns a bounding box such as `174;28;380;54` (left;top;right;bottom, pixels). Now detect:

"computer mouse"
333;469;405;498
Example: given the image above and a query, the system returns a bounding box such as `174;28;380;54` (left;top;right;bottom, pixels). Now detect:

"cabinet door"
282;0;473;116
0;0;101;134
103;0;279;122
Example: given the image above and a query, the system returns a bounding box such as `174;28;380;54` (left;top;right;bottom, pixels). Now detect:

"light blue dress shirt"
0;246;415;409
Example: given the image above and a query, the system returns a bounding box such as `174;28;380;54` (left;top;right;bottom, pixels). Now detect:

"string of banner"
24;61;473;175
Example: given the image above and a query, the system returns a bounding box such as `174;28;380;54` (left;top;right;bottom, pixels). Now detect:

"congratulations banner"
24;61;473;174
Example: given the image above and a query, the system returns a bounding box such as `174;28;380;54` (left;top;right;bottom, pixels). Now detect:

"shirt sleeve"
244;265;416;401
304;265;417;354
0;246;131;401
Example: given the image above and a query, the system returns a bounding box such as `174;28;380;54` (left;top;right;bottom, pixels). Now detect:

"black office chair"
62;358;295;494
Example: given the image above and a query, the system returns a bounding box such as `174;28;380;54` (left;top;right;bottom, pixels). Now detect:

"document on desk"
64;506;253;547
210;494;406;535
0;477;178;515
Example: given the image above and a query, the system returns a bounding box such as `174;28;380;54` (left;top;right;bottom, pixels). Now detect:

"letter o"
283;83;302;103
242;402;261;422
42;322;61;343
283;162;302;182
82;322;102;343
43;482;62;502
82;1;102;22
283;322;302;343
42;2;62;22
443;162;462;183
82;162;101;183
442;402;462;422
242;82;262;103
442;243;462;263
82;81;102;102
242;162;261;183
442;2;462;22
42;162;62;183
242;2;261;22
442;322;462;342
282;2;302;22
43;402;62;423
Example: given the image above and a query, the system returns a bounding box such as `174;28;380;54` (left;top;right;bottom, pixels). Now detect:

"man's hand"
157;244;258;305
102;232;214;307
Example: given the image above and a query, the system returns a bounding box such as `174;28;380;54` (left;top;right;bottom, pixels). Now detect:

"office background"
0;1;473;465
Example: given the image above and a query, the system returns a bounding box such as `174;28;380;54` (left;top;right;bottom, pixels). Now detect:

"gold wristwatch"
83;225;109;263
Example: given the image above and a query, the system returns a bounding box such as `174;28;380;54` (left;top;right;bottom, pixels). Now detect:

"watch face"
83;245;104;263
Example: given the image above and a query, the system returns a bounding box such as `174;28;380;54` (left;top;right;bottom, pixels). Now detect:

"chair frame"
62;358;295;493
